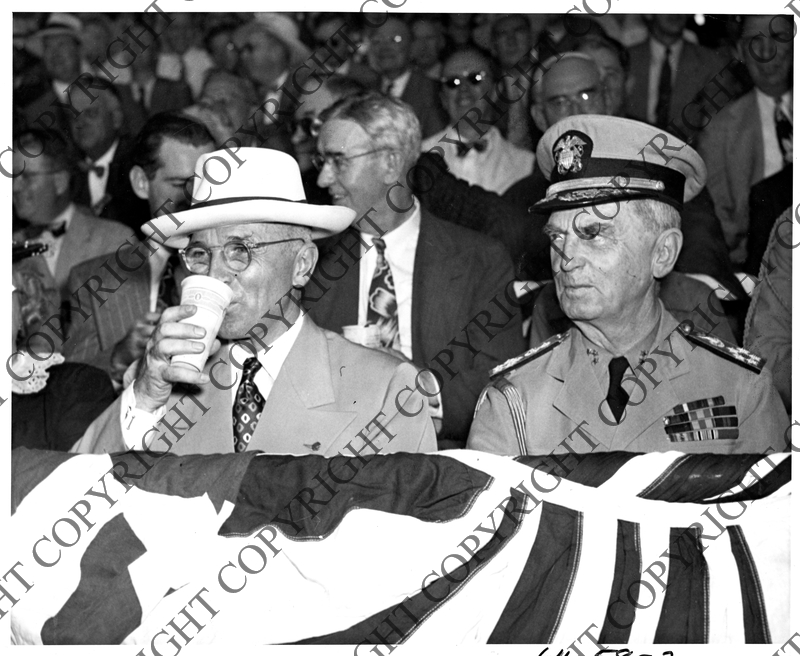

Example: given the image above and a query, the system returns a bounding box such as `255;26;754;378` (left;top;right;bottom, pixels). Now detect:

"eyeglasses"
545;88;602;114
440;71;488;89
179;238;305;274
292;116;323;139
369;34;404;46
312;148;391;173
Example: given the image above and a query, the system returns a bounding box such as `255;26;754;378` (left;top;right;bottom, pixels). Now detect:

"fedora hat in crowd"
143;148;356;248
25;13;83;58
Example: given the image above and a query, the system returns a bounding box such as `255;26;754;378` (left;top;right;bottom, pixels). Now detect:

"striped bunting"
10;447;790;646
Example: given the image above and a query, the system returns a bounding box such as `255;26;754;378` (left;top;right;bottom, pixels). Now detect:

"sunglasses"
292;116;323;138
440;70;488;89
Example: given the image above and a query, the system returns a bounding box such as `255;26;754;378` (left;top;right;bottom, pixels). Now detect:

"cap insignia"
553;130;593;175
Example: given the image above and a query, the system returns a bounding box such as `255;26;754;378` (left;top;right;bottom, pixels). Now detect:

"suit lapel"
249;319;358;455
55;209;89;293
411;212;467;362
96;257;152;352
307;229;360;330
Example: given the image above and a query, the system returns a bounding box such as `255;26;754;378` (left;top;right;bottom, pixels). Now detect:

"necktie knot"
242;356;262;380
606;356;630;424
373;237;387;255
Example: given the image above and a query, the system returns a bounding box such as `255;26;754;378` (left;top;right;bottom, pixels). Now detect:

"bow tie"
78;160;105;177
23;221;67;240
456;140;487;157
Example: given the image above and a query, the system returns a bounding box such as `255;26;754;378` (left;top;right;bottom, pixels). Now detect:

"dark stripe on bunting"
517;452;638;487
221;454;492;538
42;514;145;645
12;448;77;514
488;502;583;643
638;454;765;502
653;527;708;643
712;456;790;504
729;525;771;643
109;451;257;514
599;520;640;643
290;488;528;645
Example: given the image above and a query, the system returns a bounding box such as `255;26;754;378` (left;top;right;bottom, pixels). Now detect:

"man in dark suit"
309;92;526;447
625;15;729;134
68;76;150;234
65;114;217;384
366;17;448;139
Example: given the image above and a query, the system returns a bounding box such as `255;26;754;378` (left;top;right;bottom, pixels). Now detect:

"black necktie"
156;253;181;311
456;140;487;157
655;47;672;129
23;222;67;240
232;357;265;453
78;159;105;177
606;356;630;423
774;99;792;165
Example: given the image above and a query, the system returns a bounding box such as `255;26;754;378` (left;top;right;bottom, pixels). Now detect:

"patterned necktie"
232;357;265;453
606;356;630;424
774;98;793;165
367;237;399;349
382;77;395;96
655;47;672;129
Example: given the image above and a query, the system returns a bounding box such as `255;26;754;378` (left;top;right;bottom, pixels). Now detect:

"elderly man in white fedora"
71;147;437;456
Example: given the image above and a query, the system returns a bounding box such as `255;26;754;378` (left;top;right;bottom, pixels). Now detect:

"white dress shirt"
756;87;793;180
87;139;119;207
40;203;75;277
383;68;412;98
421;125;535;194
646;38;684;125
358;202;420;361
120;313;305;449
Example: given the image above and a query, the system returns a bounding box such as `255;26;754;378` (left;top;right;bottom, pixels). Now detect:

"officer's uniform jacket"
467;304;788;456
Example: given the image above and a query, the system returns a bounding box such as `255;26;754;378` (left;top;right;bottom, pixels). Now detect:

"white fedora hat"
142;148;356;248
25;13;83;58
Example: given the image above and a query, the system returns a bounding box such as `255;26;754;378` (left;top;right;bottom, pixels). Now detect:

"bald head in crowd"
531;53;606;131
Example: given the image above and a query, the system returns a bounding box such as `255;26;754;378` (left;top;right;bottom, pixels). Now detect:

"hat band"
546;177;666;199
190;195;308;210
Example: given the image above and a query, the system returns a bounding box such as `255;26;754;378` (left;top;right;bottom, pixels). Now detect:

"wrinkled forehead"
190;222;276;244
543;58;601;96
442;51;491;77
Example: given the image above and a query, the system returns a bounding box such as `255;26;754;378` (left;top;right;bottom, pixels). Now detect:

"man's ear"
381;150;404;184
652;227;683;279
52;170;71;197
531;102;548;133
129;165;150;201
292;241;319;288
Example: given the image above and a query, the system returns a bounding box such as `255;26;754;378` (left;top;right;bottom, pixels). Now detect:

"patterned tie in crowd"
774;99;793;166
367;237;400;350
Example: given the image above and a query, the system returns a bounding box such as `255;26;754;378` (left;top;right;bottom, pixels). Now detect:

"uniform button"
678;320;694;335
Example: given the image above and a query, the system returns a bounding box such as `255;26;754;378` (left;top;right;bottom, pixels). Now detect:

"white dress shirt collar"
92;138;119;168
383;68;412;98
229;312;305;384
49;202;75;231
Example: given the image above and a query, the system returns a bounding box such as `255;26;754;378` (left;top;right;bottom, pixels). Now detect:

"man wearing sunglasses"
422;47;535;195
71;146;437;457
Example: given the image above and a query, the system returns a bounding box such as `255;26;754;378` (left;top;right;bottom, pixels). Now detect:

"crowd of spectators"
11;11;792;453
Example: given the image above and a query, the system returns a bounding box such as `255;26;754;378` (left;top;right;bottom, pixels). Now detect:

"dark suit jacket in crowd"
400;68;448;139
744;165;793;276
64;242;153;377
12;362;116;452
73;136;151;235
306;211;527;444
146;77;194;116
626;38;729;134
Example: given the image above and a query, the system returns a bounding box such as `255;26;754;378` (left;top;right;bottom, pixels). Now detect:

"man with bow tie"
68;75;150;234
421;48;535;195
12;129;133;311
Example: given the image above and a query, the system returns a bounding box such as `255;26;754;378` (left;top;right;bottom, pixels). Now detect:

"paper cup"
342;324;382;349
171;275;234;372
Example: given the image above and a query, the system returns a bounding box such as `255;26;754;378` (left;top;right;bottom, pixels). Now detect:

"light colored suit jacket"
14;205;133;303
64;242;152;376
467;306;787;456
70;317;437;456
697;90;764;263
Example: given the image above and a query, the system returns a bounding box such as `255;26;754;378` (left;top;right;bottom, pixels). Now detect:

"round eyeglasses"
179;238;305;274
440;71;488;89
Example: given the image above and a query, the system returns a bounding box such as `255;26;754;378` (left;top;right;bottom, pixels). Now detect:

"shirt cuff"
119;382;167;450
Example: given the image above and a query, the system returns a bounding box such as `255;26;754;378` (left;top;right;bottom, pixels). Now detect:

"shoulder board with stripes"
676;321;765;373
490;331;569;379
